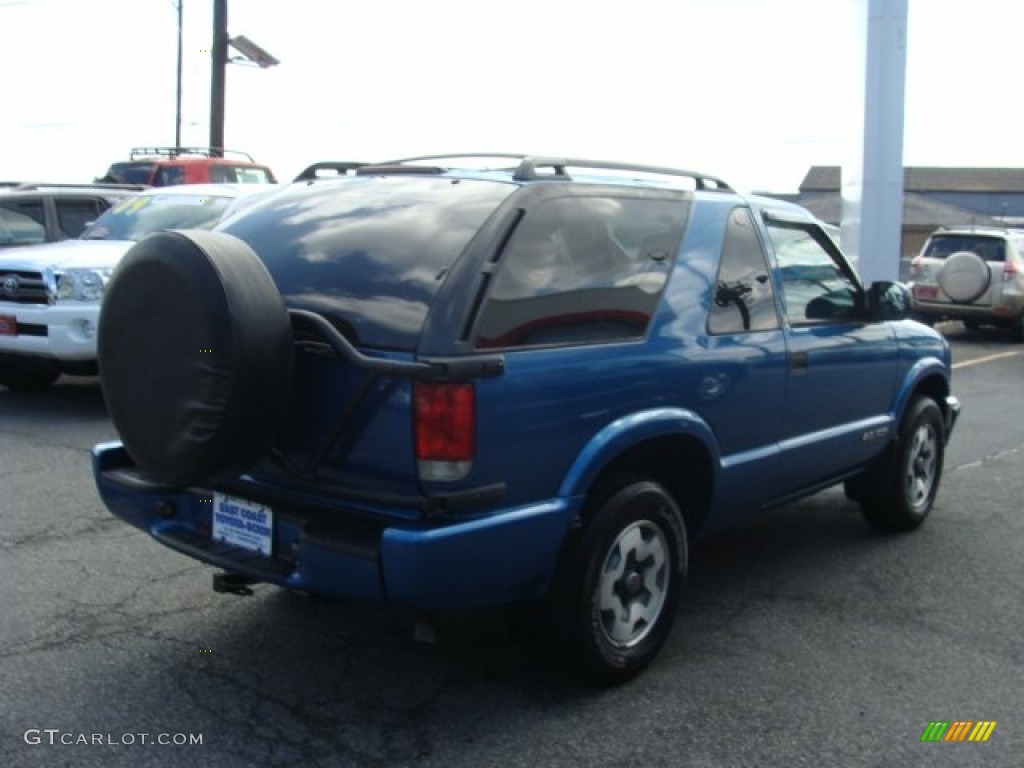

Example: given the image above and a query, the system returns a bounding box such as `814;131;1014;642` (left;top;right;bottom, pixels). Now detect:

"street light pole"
175;0;183;149
209;0;228;156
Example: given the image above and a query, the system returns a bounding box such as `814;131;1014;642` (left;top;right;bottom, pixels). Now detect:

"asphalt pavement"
0;323;1021;768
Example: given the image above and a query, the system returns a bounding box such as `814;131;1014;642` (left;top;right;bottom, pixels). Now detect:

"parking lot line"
952;351;1022;370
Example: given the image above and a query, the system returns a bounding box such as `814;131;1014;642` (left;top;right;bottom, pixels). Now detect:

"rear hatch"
218;175;515;512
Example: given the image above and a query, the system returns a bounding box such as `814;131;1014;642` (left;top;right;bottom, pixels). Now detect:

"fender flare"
890;356;951;424
557;407;720;500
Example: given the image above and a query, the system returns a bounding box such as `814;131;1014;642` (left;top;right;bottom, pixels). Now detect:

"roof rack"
15;181;148;192
374;153;733;191
293;161;368;182
129;146;257;162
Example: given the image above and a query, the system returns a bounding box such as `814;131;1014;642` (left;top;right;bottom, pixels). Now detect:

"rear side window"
0;199;46;245
55;198;105;238
923;234;1006;262
473;196;687;349
210;165;274;184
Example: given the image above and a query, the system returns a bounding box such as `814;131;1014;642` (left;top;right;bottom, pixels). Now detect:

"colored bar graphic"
921;720;997;742
968;722;997;742
944;721;972;741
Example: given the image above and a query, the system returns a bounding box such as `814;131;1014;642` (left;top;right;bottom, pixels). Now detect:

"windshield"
81;193;235;241
104;162;155;184
923;234;1006;262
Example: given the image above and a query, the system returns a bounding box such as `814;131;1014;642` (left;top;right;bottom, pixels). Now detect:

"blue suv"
92;155;960;683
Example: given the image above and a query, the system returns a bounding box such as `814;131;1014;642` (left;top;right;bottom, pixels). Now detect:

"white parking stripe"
952;351;1022;370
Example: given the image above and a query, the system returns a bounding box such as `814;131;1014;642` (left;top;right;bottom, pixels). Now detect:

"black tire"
1010;315;1024;343
98;229;293;485
859;397;945;532
0;361;60;392
546;475;687;685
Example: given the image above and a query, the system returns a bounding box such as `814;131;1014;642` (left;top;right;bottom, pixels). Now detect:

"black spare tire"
99;230;293;485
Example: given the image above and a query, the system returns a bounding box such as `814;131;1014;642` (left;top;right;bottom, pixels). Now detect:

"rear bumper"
910;287;1024;320
92;442;579;611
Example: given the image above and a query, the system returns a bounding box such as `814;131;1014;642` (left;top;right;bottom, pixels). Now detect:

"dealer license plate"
0;315;15;336
212;493;273;556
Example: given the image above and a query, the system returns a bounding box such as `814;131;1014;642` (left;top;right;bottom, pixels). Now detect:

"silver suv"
909;226;1024;341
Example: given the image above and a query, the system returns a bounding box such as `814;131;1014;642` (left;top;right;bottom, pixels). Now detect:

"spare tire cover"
937;250;991;303
99;229;293;485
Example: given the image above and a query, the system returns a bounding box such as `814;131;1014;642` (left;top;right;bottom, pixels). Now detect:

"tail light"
414;381;474;482
1003;260;1018;282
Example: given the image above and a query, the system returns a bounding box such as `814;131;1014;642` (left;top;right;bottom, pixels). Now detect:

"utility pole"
209;0;228;156
175;0;183;149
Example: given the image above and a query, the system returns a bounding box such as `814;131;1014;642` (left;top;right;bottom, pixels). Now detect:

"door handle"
788;351;809;372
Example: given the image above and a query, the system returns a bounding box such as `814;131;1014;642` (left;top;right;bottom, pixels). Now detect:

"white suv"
909;226;1024;341
0;183;274;390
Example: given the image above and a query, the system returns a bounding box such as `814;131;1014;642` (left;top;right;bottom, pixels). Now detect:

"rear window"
923;234;1006;262
220;176;515;351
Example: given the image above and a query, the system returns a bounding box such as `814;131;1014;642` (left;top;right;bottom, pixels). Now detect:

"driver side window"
765;219;859;324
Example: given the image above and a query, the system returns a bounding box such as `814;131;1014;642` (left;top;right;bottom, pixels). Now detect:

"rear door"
761;211;899;492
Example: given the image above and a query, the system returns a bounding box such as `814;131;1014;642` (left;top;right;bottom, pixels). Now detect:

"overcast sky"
0;0;1019;191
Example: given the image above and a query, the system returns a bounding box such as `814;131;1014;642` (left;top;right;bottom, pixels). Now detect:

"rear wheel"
0;361;60;391
859;396;945;531
545;475;687;685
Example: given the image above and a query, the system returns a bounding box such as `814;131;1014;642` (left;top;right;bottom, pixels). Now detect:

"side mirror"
866;281;910;322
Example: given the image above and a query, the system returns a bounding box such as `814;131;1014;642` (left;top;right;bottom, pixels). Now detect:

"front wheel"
547;476;688;685
0;361;60;391
1010;314;1024;343
859;397;945;531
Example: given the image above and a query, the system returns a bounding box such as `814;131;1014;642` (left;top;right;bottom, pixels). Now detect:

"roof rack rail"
513;156;733;191
129;146;256;162
293;161;369;182
375;153;733;191
16;181;148;192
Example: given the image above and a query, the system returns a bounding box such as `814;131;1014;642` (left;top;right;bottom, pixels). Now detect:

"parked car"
99;147;276;186
0;183;275;390
92;155;960;683
909;225;1024;341
0;183;140;248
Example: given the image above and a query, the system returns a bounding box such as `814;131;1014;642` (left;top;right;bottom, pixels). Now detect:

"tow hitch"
213;572;258;596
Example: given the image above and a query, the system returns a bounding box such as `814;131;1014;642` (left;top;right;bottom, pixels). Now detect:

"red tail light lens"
1003;260;1018;282
414;382;474;481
